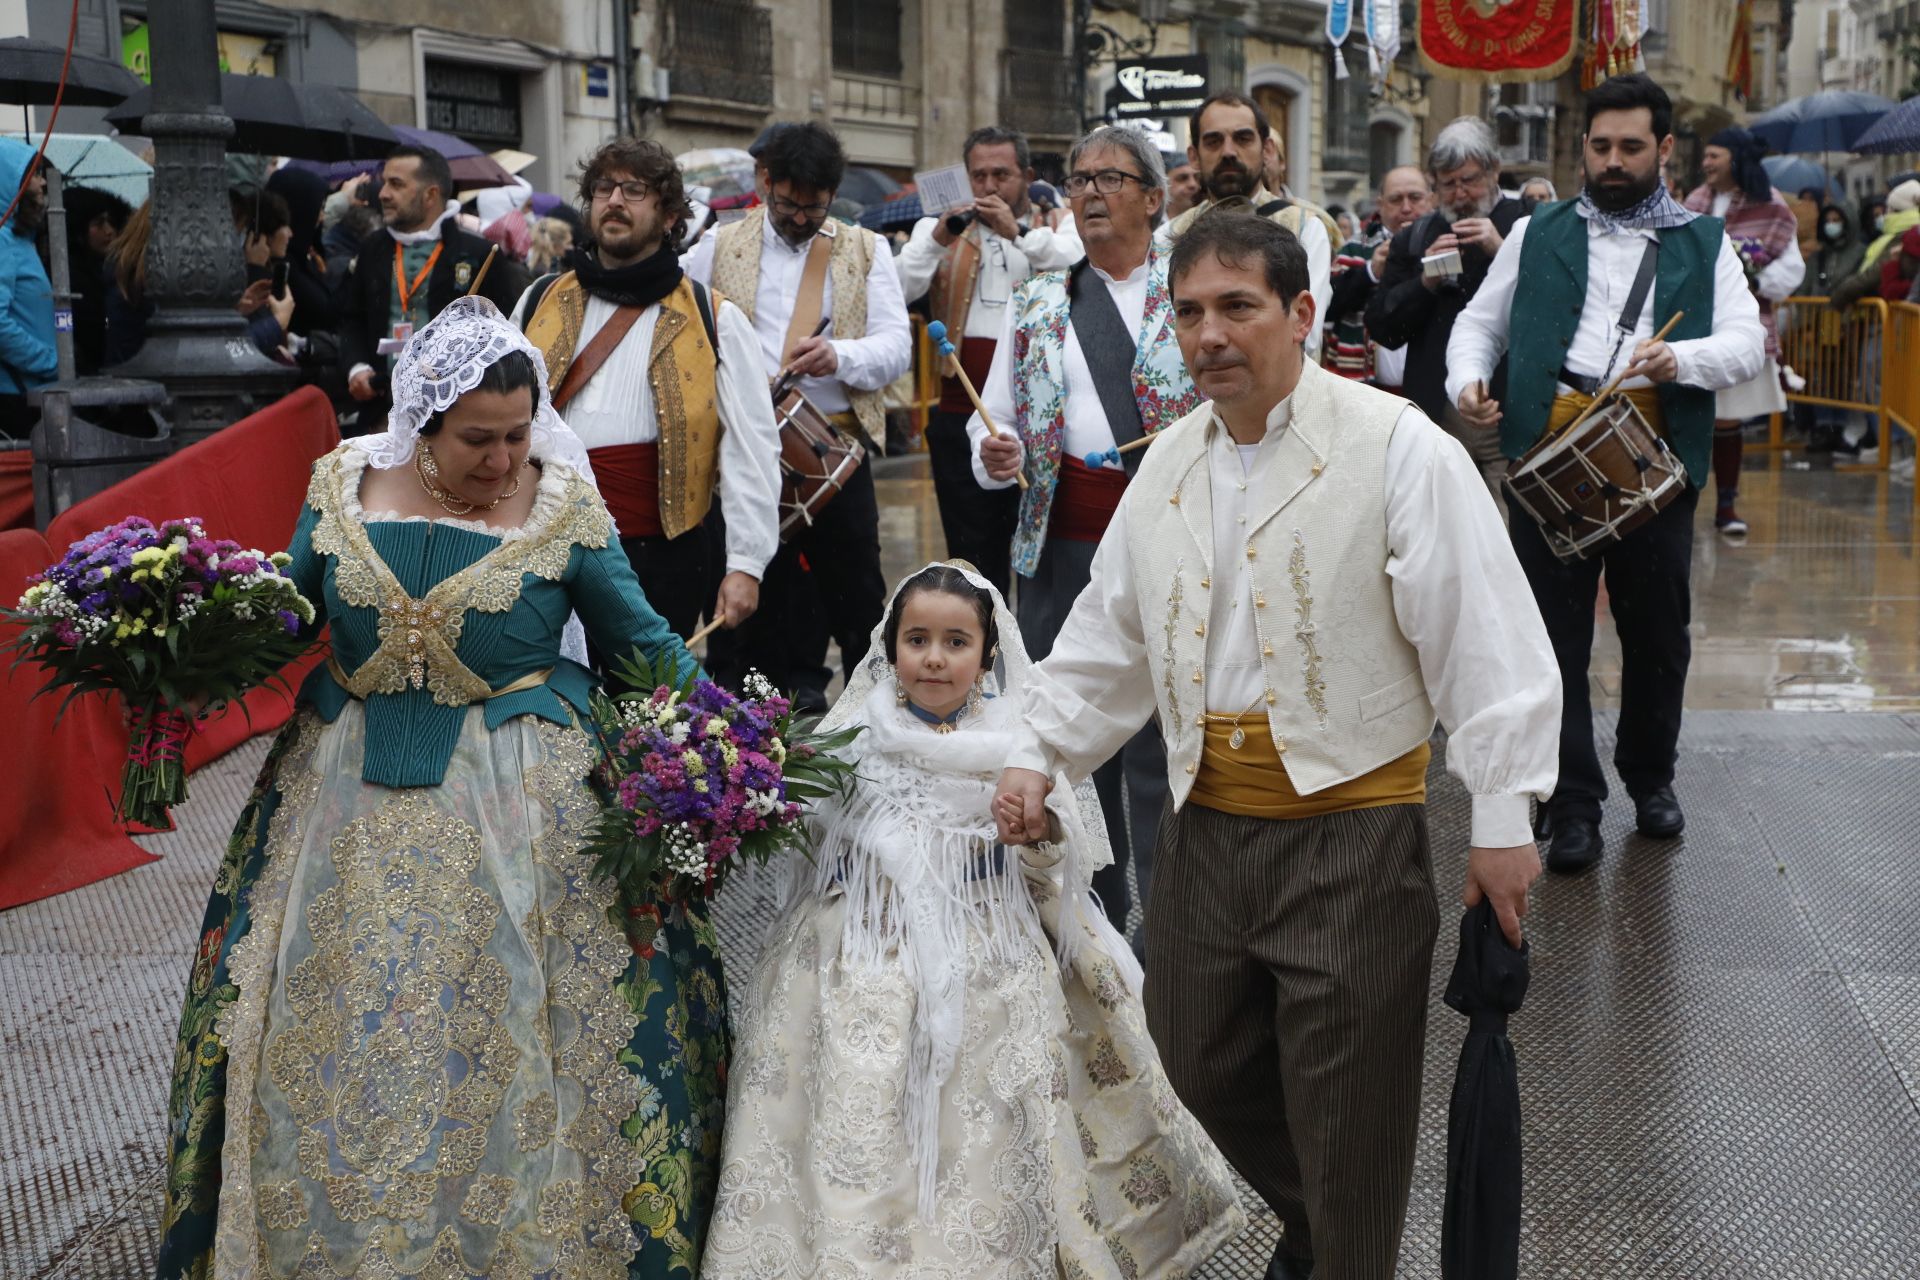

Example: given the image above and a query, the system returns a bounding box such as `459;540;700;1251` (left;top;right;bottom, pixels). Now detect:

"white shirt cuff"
349;362;373;381
1470;793;1537;849
1005;737;1055;777
724;553;769;580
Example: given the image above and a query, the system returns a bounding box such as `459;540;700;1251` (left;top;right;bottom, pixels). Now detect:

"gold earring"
895;680;909;705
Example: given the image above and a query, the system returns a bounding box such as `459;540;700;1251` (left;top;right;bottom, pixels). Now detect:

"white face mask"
1823;222;1846;241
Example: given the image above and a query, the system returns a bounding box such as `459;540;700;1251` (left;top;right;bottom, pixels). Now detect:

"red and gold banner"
1417;0;1579;84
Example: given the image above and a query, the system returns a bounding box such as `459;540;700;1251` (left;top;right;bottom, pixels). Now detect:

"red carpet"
2;388;339;909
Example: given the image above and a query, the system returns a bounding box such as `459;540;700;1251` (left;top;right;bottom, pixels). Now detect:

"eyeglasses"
769;195;832;220
1435;169;1489;195
1063;169;1147;197
591;178;652;203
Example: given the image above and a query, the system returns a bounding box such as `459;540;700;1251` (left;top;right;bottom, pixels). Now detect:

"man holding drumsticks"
970;125;1199;947
1445;73;1765;874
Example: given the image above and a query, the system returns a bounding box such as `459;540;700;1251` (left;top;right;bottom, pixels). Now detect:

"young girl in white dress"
701;562;1245;1279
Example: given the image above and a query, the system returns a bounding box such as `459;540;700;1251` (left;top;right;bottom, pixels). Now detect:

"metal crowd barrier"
1774;296;1919;470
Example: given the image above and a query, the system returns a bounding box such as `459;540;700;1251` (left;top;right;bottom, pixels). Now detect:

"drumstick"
686;616;724;647
1557;311;1687;437
926;320;1028;490
1081;431;1158;469
466;245;499;297
775;318;833;399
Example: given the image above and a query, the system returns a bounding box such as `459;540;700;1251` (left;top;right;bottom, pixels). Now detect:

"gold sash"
1190;714;1430;820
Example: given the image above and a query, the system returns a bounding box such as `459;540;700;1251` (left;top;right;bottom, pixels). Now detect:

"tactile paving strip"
6;712;1919;1278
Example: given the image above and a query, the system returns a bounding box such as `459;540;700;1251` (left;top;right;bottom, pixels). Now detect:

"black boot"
1266;1239;1314;1280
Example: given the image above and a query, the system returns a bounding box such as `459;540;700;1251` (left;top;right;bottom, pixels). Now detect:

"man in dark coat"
1365;116;1526;508
341;144;528;434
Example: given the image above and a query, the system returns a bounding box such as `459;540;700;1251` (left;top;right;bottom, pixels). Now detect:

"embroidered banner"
1417;0;1578;84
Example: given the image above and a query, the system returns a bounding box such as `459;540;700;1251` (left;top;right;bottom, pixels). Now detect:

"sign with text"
424;60;522;146
912;163;972;216
1106;55;1208;120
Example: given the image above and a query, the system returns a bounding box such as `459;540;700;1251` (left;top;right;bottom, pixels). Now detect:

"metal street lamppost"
105;0;292;447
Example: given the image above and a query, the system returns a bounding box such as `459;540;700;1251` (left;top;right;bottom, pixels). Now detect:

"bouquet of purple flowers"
586;651;859;905
4;515;316;828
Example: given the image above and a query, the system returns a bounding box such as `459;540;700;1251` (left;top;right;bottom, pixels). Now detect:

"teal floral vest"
1007;239;1200;578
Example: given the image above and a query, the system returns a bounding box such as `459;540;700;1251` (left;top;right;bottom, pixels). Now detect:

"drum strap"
552;304;643;412
781;234;835;365
1595;237;1661;385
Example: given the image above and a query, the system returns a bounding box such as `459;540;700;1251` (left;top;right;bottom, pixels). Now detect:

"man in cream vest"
683;122;911;703
993;213;1561;1280
515;137;781;639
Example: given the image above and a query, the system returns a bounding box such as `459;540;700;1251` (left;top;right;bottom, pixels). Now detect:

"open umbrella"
1851;95;1920;155
1440;900;1530;1280
3;132;151;205
860;190;925;231
0;36;144;107
839;165;901;208
1747;90;1896;154
677;147;757;202
106;75;397;163
392;126;515;190
1761;155;1843;203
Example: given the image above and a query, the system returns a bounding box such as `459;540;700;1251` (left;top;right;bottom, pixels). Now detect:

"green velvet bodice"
281;445;698;787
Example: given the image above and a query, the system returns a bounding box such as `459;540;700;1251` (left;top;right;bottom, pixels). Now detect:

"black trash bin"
27;376;172;530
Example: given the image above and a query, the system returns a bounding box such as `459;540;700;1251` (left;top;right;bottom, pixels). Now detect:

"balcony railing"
831;71;920;120
999;49;1078;140
665;0;774;107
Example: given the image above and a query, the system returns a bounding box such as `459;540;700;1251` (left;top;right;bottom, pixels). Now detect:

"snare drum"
1505;393;1688;562
774;389;867;539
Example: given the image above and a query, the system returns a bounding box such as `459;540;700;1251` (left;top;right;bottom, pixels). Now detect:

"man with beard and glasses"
0;140;56;432
514;137;782;641
342;144;530;435
970;125;1199;950
683;122;911;709
1446;73;1765;875
1364;117;1526;508
1684;127;1803;539
1162;91;1335;357
895;124;1082;596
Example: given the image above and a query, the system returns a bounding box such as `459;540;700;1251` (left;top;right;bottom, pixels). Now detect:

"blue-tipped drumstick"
1081;434;1156;470
927;320;1027;490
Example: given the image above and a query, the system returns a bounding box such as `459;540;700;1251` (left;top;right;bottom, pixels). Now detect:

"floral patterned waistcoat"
1009;240;1200;578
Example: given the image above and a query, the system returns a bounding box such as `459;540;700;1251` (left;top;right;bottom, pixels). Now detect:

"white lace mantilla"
349;295;594;483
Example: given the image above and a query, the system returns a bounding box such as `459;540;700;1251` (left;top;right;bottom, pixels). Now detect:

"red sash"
937;337;998;415
1048;455;1128;543
590;443;663;539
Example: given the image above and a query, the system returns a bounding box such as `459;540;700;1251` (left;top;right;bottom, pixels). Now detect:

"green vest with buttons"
1502;200;1722;484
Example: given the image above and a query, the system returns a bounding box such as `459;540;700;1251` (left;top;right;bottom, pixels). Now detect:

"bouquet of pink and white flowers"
4;515;316;828
586;651;859;906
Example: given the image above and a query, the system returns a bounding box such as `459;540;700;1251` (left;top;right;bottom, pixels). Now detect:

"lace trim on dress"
307;445;611;706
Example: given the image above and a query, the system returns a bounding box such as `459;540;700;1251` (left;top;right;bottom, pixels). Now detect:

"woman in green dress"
156;296;729;1280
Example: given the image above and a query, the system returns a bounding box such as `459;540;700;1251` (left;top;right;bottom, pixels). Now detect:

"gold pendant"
1229;726;1246;750
935;722;956;734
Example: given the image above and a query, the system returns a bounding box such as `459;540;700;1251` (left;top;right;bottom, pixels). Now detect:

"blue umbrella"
1761;155;1843;203
1851;95;1920;155
860;192;925;231
1748;90;1896;154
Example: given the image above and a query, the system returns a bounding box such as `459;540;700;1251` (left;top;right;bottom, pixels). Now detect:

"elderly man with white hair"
1364;116;1527;508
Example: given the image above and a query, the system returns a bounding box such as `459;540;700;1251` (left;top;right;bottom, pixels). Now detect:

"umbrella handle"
467;245;498;297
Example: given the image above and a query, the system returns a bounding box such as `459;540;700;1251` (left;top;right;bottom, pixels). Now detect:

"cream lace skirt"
702;868;1246;1279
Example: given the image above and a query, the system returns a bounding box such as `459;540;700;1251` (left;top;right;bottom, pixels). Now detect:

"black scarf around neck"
568;242;683;308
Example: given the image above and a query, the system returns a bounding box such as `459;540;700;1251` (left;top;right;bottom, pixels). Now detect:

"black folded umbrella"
0;37;144;107
105;75;398;163
1441;899;1530;1280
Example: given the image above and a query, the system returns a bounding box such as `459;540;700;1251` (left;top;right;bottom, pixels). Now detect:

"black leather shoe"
1266;1241;1314;1280
1546;818;1604;873
1532;806;1553;843
1633;786;1685;838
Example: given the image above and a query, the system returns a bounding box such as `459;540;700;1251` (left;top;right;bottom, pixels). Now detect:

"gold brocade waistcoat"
524;273;723;538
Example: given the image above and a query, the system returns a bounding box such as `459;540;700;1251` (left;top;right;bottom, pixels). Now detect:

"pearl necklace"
415;445;521;517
